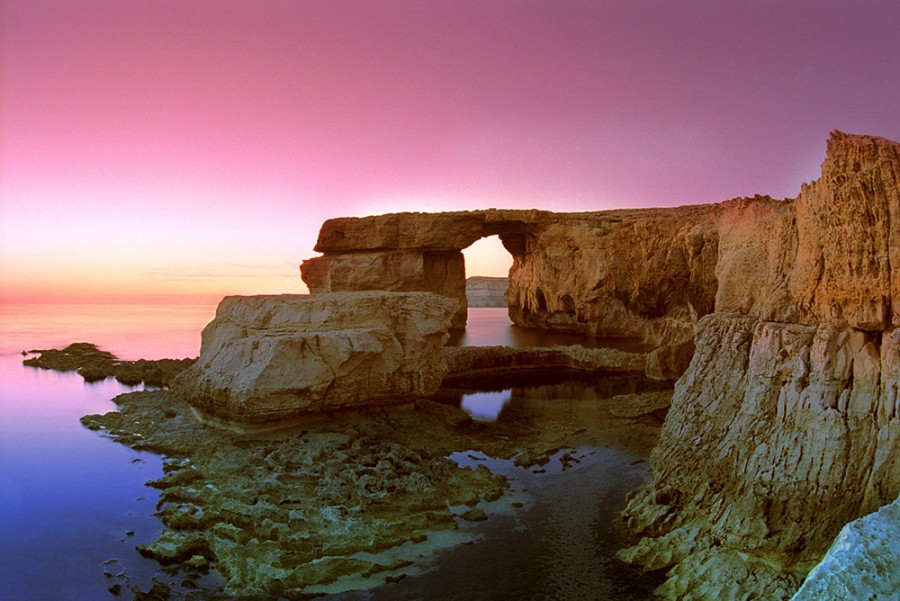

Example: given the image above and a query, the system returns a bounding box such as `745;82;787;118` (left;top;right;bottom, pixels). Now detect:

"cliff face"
620;132;900;598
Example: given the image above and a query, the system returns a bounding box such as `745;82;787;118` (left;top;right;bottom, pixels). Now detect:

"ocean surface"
0;304;662;600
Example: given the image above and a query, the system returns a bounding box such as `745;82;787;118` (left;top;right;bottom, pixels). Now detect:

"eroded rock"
173;292;457;424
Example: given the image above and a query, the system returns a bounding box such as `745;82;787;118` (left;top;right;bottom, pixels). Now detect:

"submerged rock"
81;365;666;598
173;292;457;424
442;344;646;381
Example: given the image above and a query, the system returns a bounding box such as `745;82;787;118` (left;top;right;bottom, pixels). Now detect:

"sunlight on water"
0;303;216;359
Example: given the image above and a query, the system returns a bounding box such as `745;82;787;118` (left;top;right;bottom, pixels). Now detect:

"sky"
1;0;898;304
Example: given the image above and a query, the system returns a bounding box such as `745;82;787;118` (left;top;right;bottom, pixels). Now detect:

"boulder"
790;496;900;601
173;292;457;424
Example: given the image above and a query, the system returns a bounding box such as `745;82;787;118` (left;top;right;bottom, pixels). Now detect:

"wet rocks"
173;292;458;424
23;342;195;386
79;390;510;597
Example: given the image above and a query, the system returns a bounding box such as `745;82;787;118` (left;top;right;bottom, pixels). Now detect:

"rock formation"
619;132;900;598
24;342;195;386
300;131;900;598
442;344;646;381
173;292;457;424
465;276;509;307
301;205;721;349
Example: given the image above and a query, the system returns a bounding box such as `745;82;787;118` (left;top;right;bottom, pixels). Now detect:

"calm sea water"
0;305;659;600
0;304;218;600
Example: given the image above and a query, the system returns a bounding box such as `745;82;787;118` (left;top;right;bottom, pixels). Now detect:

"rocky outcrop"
465;276;508;307
620;132;900;599
790;495;900;601
173;292;457;424
301;206;722;348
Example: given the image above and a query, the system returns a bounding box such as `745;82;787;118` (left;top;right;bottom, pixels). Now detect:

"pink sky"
2;0;899;304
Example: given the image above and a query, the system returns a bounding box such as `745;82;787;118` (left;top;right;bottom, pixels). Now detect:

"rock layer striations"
301;206;721;349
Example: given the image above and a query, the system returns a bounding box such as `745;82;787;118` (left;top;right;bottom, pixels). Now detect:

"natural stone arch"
301;210;547;329
300;205;723;379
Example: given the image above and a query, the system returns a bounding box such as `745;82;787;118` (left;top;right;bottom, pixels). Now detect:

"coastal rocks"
173;292;457;424
79;365;666;598
790;495;900;601
301;207;722;352
618;132;900;599
82;389;508;598
620;314;900;598
23;342;195;386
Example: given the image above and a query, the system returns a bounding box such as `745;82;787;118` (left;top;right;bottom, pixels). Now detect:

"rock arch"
300;210;548;329
300;205;722;372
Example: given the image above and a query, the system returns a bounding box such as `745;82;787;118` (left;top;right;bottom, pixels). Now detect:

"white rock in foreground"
174;292;458;424
790;496;900;601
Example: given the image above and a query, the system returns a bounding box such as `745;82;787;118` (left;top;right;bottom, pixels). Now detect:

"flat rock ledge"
173;292;458;424
442;344;647;382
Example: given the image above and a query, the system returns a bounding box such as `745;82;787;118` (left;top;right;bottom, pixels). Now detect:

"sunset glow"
2;0;899;304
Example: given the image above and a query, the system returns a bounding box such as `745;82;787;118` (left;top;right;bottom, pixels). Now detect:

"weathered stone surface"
81;366;666;598
615;133;900;600
620;312;900;598
790;495;900;601
302;206;723;345
713;131;900;329
465;276;508;307
173;292;457;423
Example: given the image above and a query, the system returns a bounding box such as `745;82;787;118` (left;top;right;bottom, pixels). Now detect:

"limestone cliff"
620;132;900;598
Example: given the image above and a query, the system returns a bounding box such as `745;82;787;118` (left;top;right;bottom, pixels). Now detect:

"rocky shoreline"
26;343;669;599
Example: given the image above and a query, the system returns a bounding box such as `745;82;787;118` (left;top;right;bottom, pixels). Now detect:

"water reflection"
460;390;512;421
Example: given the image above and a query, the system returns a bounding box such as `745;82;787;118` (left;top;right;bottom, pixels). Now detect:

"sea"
0;304;663;600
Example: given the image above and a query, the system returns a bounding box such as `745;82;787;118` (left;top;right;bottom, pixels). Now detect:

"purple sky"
2;0;898;303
